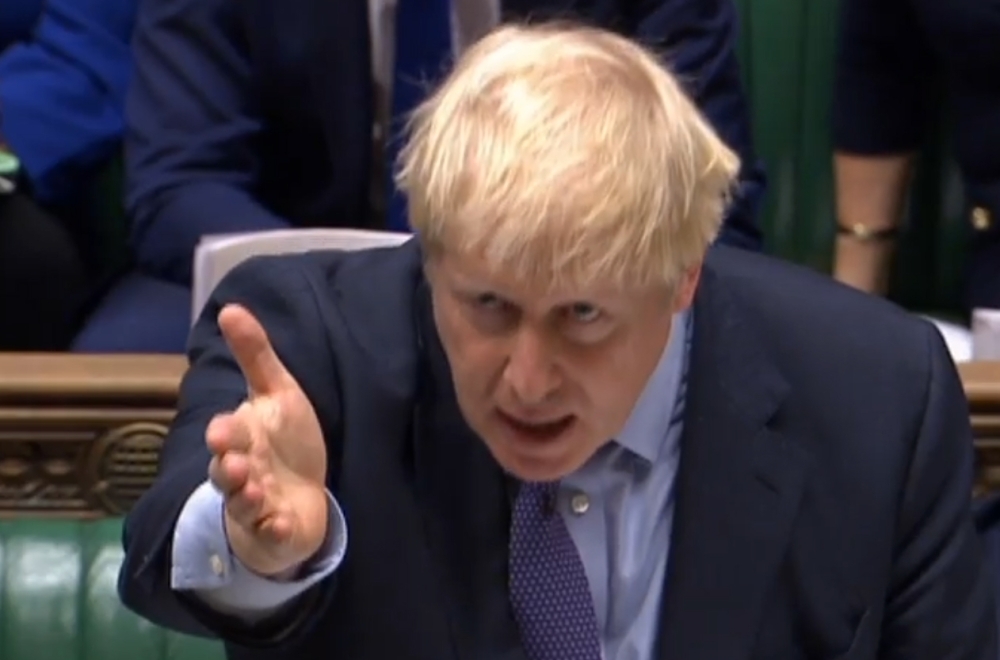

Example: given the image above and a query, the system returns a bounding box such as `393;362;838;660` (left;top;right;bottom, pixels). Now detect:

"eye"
567;302;602;324
465;292;519;333
474;292;506;310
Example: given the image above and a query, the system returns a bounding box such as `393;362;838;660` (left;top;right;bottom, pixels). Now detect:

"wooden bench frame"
0;354;185;518
1;355;999;517
962;362;1000;495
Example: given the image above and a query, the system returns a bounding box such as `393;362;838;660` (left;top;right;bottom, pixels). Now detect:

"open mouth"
498;410;576;441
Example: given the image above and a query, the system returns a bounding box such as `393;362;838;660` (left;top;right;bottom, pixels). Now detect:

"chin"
486;439;593;483
499;457;569;482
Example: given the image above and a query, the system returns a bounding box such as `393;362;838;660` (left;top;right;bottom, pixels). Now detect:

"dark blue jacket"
125;0;766;286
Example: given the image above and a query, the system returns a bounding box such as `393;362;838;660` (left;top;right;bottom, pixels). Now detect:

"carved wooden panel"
0;354;186;518
960;362;1000;496
0;355;998;517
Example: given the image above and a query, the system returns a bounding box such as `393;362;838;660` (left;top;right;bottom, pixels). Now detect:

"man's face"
426;249;700;482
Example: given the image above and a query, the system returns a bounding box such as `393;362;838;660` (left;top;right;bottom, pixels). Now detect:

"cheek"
576;377;626;424
453;341;507;392
569;348;652;429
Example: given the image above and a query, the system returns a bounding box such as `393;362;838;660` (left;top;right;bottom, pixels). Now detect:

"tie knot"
518;481;560;514
520;480;558;494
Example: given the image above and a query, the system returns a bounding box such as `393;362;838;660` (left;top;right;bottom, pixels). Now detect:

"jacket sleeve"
0;0;136;204
832;0;935;155
633;0;766;251
880;324;997;659
125;0;288;286
118;255;343;648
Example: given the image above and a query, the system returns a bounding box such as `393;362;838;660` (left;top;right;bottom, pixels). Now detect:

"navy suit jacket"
118;241;994;659
125;0;765;286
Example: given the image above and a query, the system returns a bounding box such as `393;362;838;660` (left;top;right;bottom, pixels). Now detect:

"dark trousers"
0;192;92;349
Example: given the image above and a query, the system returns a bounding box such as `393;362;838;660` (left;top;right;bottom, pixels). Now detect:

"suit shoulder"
216;239;423;303
208;238;425;379
706;246;938;390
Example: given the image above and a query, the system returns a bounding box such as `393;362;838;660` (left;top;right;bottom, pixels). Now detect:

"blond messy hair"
395;22;740;291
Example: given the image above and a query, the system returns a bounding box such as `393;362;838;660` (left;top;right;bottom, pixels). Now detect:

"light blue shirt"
171;310;690;657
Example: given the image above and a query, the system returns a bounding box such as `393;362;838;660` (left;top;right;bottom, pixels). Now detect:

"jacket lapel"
656;258;810;660
413;282;529;660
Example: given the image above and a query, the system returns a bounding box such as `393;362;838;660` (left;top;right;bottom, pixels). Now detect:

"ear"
671;264;702;313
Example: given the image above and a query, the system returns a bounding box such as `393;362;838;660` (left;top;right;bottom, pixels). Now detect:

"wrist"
833;237;896;295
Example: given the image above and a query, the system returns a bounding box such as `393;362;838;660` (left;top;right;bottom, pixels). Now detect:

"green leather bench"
0;520;223;660
0;354;224;660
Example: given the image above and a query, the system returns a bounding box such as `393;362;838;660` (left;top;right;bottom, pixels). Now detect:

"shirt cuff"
170;480;346;617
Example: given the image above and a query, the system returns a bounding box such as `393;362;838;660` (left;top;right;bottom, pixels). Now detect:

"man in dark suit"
71;0;766;353
118;24;994;660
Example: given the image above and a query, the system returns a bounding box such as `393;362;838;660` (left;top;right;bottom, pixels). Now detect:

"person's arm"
169;481;346;622
118;255;341;644
833;154;913;294
0;0;136;205
831;0;932;294
125;0;288;286
632;0;766;251
880;325;997;658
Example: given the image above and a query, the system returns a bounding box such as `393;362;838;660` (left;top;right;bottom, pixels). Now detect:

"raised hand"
206;304;329;577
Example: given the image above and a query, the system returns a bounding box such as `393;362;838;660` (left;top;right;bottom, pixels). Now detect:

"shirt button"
210;554;225;577
570;492;590;516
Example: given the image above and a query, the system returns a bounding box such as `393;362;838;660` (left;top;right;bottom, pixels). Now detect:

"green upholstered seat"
0;519;223;660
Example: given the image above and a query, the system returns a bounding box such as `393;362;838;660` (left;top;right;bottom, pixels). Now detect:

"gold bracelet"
836;223;899;242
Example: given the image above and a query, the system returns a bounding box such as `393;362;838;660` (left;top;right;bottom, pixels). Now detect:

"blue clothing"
75;0;764;353
0;0;43;49
385;0;454;232
124;0;763;285
170;482;348;620
0;0;136;204
70;272;191;353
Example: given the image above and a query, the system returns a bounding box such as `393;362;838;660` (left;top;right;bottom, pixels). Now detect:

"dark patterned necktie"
509;481;603;660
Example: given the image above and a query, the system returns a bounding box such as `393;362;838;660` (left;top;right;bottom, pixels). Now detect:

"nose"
502;327;561;406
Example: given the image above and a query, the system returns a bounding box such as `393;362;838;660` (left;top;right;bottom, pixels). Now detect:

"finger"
258;515;293;545
208;452;250;496
218;304;290;396
226;478;266;523
205;411;253;455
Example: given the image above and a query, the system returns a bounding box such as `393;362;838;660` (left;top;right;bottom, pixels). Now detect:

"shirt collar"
615;309;691;464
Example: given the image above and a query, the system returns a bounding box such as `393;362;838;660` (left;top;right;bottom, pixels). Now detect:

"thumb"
218;304;291;395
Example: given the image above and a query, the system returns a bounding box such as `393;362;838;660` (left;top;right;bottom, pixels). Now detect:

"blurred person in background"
831;0;999;313
72;0;766;354
0;0;137;349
